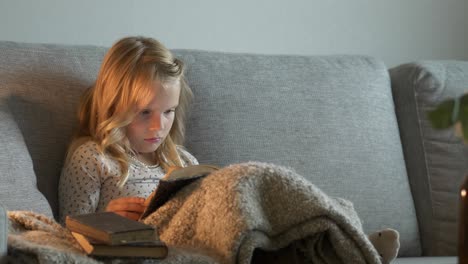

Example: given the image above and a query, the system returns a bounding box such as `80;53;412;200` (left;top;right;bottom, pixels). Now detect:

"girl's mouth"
144;137;161;143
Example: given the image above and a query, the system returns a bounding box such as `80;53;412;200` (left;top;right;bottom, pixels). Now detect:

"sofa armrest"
0;203;6;262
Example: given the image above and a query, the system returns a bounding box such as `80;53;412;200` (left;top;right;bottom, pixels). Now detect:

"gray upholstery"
0;102;52;217
0;41;106;218
0;203;5;262
394;257;457;264
0;40;463;261
176;50;420;256
390;61;468;256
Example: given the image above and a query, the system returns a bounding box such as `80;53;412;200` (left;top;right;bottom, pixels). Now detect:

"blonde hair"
68;36;193;186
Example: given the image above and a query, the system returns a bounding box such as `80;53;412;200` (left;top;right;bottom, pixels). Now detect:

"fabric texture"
143;162;382;264
58;140;198;224
394;257;457;264
390;61;468;256
6;211;216;264
175;50;420;256
0;102;52;217
0;203;6;261
0;41;107;219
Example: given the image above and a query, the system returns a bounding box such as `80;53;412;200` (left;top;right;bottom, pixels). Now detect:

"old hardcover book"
140;164;219;220
71;232;168;258
66;212;156;245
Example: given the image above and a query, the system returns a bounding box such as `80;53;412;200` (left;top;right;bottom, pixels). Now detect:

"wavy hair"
67;36;193;186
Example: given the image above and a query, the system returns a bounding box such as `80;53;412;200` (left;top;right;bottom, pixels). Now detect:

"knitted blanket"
6;162;382;264
142;162;382;264
6;213;215;263
7;211;100;263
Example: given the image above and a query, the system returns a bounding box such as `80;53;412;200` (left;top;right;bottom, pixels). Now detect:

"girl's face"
126;80;180;162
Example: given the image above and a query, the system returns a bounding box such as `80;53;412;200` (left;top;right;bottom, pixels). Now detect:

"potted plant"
428;94;468;263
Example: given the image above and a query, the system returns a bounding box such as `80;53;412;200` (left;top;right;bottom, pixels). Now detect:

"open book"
140;164;219;220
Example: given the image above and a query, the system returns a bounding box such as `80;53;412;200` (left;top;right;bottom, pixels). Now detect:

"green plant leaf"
459;95;468;139
427;99;456;129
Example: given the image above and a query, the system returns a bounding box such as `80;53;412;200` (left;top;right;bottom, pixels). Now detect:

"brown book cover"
66;212;156;245
140;164;219;220
71;232;168;258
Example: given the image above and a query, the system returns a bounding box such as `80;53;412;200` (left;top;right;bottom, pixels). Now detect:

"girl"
58;36;198;224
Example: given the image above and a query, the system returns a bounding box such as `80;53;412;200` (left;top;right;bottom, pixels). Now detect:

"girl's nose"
149;114;163;131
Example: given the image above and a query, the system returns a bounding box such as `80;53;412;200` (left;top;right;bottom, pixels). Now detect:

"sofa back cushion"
176;50;420;256
0;41;106;219
0;101;52;217
390;61;468;256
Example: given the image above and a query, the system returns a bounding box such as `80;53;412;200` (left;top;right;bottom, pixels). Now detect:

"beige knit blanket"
6;162;382;264
142;162;382;264
6;211;216;263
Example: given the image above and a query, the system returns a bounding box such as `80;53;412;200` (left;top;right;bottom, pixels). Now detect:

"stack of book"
66;165;219;259
66;212;167;258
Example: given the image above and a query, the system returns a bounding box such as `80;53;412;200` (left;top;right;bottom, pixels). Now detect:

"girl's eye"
164;109;176;115
140;110;151;116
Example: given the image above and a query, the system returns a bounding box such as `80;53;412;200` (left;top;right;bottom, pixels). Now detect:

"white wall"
0;0;467;67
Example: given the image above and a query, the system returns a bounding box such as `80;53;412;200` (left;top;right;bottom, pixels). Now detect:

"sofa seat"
394;257;457;264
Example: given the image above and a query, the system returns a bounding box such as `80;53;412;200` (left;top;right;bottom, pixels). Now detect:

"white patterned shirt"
58;140;198;224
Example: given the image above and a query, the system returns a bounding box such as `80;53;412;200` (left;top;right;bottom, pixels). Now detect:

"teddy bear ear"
368;228;400;264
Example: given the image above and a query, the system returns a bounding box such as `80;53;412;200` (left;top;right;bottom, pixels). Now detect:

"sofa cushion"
176;50;421;256
0;203;6;259
394;256;457;264
390;61;468;256
0;41;106;219
0;102;52;217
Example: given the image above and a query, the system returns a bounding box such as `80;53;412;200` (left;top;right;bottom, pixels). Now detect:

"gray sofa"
0;40;465;263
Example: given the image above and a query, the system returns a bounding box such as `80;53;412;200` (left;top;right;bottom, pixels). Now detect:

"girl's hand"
105;196;146;221
144;192;155;207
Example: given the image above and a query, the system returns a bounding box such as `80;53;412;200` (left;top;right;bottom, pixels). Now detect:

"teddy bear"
368;228;400;264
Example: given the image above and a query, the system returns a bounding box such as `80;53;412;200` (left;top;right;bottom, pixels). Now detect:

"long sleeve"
58;142;199;225
58;141;103;224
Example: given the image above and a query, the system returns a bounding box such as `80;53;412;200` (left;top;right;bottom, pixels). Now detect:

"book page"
140;164;219;219
164;164;219;181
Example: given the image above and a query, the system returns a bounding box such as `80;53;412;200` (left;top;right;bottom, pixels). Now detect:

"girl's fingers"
106;196;146;214
107;202;146;213
113;211;141;221
144;193;155;206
